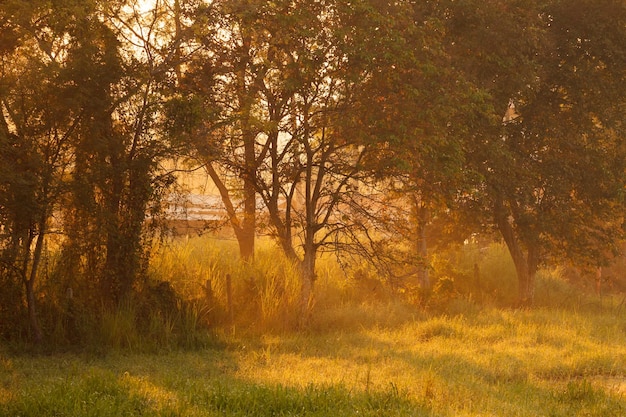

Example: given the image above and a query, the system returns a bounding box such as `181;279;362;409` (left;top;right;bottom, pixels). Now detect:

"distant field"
2;306;625;416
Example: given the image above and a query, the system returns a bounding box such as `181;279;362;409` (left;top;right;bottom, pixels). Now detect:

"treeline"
1;0;625;344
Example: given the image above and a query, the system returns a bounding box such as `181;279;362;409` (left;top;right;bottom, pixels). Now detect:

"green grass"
2;306;626;416
4;237;626;415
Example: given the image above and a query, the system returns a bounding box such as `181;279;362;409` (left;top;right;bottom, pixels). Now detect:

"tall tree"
253;0;467;318
174;0;274;260
347;1;479;292
58;0;180;306
181;0;415;318
445;0;626;303
0;0;88;341
0;0;191;338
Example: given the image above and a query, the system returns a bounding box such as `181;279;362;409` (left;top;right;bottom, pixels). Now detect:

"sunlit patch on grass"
600;377;626;395
0;356;16;405
119;372;179;411
2;302;626;416
0;387;13;405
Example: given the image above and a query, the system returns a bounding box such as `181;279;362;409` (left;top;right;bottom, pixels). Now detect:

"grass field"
2;305;626;416
2;238;626;415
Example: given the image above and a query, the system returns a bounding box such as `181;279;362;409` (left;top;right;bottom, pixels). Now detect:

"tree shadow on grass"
0;346;435;417
245;328;626;416
3;318;625;417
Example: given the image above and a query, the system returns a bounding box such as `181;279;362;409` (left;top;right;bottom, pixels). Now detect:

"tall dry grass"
146;236;615;337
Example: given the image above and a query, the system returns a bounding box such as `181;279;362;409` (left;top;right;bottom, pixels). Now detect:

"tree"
346;0;479;292
178;0;384;318
251;0;471;318
59;0;181;306
444;0;626;303
181;0;411;319
0;0;191;340
0;0;88;341
174;0;274;261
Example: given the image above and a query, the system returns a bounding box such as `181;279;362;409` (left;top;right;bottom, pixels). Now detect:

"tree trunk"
104;225;123;305
25;218;46;343
520;245;538;304
494;197;538;305
415;202;430;291
237;42;257;261
102;151;125;306
507;243;538;305
205;162;255;261
298;246;316;327
595;267;603;296
26;278;43;344
240;170;256;261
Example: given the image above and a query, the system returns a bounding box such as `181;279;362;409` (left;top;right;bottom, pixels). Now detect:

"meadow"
1;237;626;416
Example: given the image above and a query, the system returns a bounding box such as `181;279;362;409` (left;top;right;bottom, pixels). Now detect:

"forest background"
0;0;626;349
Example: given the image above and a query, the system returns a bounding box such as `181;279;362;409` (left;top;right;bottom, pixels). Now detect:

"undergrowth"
5;235;624;353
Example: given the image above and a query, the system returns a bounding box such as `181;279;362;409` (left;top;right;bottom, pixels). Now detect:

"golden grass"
4;237;623;415
2;304;625;416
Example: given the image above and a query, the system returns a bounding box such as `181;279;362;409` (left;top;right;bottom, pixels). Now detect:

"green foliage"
423;242;617;311
427;243;517;307
445;0;626;302
0;0;182;340
2;230;622;352
1;367;149;417
1;0;625;347
86;292;214;353
1;367;417;417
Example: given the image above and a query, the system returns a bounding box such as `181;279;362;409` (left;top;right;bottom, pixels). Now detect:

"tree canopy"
1;0;625;341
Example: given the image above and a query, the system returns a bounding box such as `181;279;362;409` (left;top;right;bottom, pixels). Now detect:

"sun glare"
137;0;157;14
